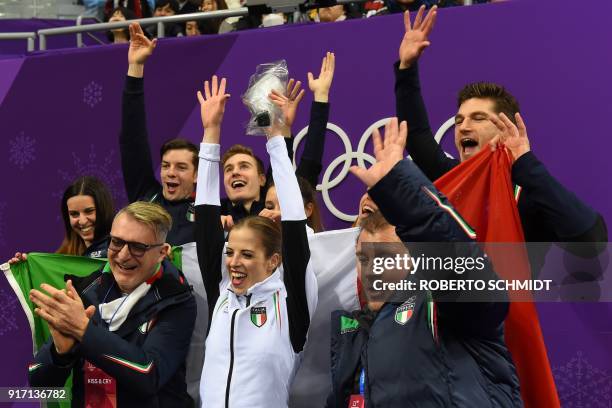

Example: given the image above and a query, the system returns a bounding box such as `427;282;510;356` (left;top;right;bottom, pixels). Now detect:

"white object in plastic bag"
242;60;288;136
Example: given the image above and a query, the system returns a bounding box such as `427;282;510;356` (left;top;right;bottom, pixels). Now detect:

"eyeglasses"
108;236;164;257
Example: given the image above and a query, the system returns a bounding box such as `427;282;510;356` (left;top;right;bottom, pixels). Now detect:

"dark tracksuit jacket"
394;62;608;273
220;101;330;223
28;259;197;407
327;159;522;408
120;76;195;246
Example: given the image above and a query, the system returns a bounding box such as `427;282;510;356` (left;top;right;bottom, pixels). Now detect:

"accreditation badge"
84;360;117;408
348;394;365;408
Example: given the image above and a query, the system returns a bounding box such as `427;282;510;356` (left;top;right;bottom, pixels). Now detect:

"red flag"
434;146;560;408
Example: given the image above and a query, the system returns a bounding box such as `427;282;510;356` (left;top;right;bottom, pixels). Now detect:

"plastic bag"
242;60;288;136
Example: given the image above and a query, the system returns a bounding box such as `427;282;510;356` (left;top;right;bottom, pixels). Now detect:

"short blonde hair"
116;201;173;241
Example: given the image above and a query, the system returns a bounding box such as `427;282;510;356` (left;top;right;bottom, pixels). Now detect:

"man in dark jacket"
326;118;522;407
120;23;198;246
394;7;607;273
28;201;196;407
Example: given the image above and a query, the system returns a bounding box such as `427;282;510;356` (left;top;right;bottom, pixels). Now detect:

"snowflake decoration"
8;132;36;170
56;144;127;208
83;81;103;108
553;350;612;407
0;289;19;336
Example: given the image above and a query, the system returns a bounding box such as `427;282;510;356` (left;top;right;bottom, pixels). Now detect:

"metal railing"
37;8;249;50
0;32;37;52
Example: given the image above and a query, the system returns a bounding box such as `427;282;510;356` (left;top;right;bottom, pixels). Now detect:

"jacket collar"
226;269;285;309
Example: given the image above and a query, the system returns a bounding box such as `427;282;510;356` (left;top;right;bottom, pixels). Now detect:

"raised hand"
489;112;530;161
269;79;305;128
128;23;157;68
399;5;437;69
197;75;231;144
350;118;408;188
307;52;335;103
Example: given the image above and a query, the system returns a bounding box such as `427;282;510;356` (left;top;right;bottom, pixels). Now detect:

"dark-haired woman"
195;76;316;407
9;176;114;264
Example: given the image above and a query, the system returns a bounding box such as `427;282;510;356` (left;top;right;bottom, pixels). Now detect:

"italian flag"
434;147;560;408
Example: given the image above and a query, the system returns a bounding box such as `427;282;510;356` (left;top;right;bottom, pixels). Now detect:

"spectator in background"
185;0;229;36
177;0;199;14
376;0;436;15
81;0;107;21
437;0;492;6
107;6;136;43
147;0;184;37
317;3;363;22
104;0;154;19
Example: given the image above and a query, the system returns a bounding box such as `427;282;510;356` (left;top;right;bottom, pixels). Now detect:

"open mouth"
460;138;479;157
79;226;93;233
231;180;247;189
231;271;247;287
166;182;179;194
361;204;376;216
117;263;137;272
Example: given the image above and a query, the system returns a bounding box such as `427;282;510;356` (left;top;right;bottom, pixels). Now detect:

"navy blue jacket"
28;259;197;407
394;62;607;273
327;159;522;407
120;76;196;246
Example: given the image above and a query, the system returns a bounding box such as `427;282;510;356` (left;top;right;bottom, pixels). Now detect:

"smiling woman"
194;75;317;407
57;176;114;258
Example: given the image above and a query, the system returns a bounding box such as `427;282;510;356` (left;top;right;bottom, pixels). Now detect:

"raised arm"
351;119;508;336
295;51;335;187
266;121;314;353
395;6;458;181
195;76;231;321
119;23;160;202
492;113;607;243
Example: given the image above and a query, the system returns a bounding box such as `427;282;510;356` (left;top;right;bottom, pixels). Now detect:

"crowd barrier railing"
0;32;37;52
36;8;249;51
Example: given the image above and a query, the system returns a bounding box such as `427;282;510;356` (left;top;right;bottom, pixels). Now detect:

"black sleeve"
120;75;161;202
368;159;509;336
195;204;225;326
394;62;459;181
296;101;330;188
28;341;76;387
513;151;608;242
282;220;312;353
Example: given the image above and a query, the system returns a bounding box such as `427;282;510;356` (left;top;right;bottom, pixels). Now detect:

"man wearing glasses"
28;201;197;407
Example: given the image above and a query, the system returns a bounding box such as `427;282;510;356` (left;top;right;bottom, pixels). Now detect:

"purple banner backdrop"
1;0;612;405
0;19;108;56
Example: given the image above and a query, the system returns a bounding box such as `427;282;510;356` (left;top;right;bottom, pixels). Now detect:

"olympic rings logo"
293;116;457;222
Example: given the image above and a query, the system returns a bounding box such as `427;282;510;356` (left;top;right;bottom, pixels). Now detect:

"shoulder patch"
394;295;417;325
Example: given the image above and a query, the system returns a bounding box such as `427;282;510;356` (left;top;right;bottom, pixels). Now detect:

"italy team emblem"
394;296;417;325
250;307;267;327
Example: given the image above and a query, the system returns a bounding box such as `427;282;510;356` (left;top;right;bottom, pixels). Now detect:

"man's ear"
258;173;266;187
158;243;171;262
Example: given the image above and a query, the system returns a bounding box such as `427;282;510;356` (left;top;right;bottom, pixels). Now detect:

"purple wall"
1;0;611;404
